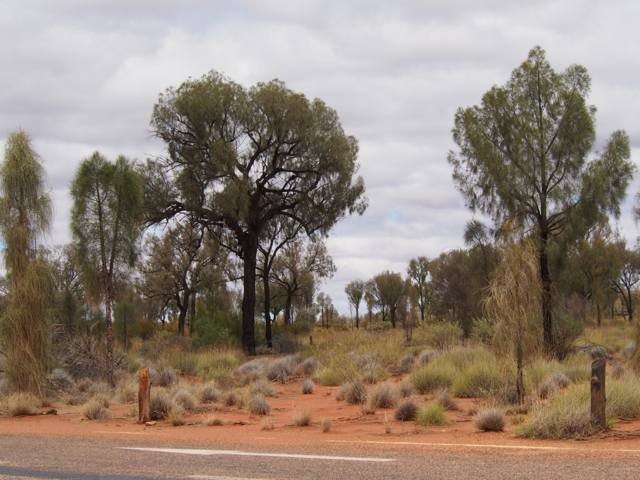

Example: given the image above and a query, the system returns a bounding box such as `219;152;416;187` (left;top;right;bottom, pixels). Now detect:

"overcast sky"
1;0;640;313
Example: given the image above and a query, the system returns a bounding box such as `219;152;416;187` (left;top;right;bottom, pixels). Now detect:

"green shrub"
470;317;495;346
319;368;345;386
451;362;504;398
422;321;463;350
410;363;456;394
416;403;448;426
290;322;312;335
192;312;241;349
605;380;640;419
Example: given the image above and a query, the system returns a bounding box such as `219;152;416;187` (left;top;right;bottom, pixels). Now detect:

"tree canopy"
448;46;634;356
147;71;367;355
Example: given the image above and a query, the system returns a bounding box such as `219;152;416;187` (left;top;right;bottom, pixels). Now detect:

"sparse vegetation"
301;378;315;394
3;392;40;416
82;399;110;420
368;383;398;409
204;415;226;426
292;407;313;426
321;418;332;432
338;381;367;405
246;393;271;416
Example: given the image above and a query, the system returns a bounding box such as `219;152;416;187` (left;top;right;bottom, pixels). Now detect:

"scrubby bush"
246;393;271;415
622;342;637;358
266;360;291;383
222;390;238;407
410;363;455;394
204;415;226;426
433;388;458;411
422;321;463;350
368;383;399;409
416;350;437;366
321;419;332;432
150;390;177;419
416;403;448;426
451;363;504;398
395;399;419;421
250;379;279;398
400;381;414;398
116;378;137;403
537;372;572;399
91;392;111;408
82;399;110;420
301;378;315;394
169;409;186;426
292;408;313;426
319;368;344;387
339;381;367;404
3;392;39;416
606;380;640;419
473;408;505;432
199;381;222;403
172;387;197;409
154;367;179;388
299;358;320;376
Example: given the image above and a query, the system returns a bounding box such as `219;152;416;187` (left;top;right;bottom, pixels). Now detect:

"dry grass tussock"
116;378;137;404
222;390;238;407
150;390;178;419
90;392;111;408
3;392;41;416
416;403;449;426
399;381;414;398
204;415;226;426
261;416;275;430
321;418;332;433
266;360;291;384
338;381;367;405
537;372;572;399
171;385;197;409
433;388;459;411
246;393;271;415
473;408;506;432
199;381;222;403
82;398;110;420
301;378;314;394
395;399;419;421
368;383;399;409
292;407;313;426
249;379;279;398
169;409;186;426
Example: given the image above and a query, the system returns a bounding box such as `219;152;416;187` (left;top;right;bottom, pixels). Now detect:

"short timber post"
590;358;606;430
138;366;151;424
309;335;313;346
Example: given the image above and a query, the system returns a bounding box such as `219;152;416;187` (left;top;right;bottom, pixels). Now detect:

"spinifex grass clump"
394;399;419;421
473;408;506;432
82;398;110;420
368;383;399;409
338;381;367;405
416;403;449;427
246;393;271;416
301;378;315;394
3;392;40;416
292;407;314;426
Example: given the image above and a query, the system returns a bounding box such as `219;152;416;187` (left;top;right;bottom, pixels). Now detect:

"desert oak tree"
147;72;366;355
448;46;634;356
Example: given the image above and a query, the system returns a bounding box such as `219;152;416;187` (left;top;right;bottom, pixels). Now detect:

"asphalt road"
1;434;640;480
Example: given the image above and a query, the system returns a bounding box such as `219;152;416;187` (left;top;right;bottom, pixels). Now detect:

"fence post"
590;358;606;430
138;366;151;424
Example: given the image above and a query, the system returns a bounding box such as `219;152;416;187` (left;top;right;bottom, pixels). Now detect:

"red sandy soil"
3;374;640;458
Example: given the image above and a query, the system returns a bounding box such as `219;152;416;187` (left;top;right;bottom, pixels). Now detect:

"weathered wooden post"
138;366;151;424
590;358;606;430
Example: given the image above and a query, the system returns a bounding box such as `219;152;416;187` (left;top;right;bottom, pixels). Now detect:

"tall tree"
372;271;405;328
257;217;303;347
610;243;640;323
70;152;143;384
271;238;335;329
407;256;430;321
448;46;634;356
345;279;366;329
147;72;367;355
0;128;53;395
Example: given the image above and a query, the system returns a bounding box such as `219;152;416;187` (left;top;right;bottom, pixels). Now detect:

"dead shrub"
154;367;179;388
222;390;238;407
172;387;197;409
321;419;332;432
91;392;111;408
399;381;414;398
150;390;176;419
299;358;320;376
169;408;186;426
261;416;275;430
394;399;419;421
116;379;137;404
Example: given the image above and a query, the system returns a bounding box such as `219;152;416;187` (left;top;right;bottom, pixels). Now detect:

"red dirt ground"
4;374;640;458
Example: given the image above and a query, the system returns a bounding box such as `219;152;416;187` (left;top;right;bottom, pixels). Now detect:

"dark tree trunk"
241;235;258;356
177;290;190;336
284;291;292;331
355;306;359;329
390;306;396;328
263;270;272;349
189;291;196;336
539;232;554;357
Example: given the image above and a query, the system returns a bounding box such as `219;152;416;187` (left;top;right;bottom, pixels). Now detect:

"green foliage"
470;317;495;346
451;362;505;398
410;363;456;394
289;322;312;335
416;403;449;426
420;321;463;350
0;128;53;396
448;46;634;355
192;312;241;349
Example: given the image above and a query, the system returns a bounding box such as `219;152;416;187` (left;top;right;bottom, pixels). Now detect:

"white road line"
120;447;394;462
187;476;272;480
327;440;570;450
